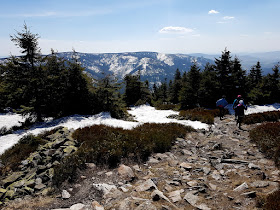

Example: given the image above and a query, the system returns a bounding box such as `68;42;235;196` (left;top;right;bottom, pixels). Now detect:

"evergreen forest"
0;24;279;123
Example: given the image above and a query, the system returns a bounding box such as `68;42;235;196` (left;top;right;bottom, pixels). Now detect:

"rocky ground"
3;115;280;210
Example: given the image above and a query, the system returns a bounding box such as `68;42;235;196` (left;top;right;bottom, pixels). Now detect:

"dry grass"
2;196;56;210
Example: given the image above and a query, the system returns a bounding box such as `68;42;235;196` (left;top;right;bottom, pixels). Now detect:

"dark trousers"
218;107;225;119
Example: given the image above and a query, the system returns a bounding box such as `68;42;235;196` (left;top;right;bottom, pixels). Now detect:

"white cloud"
159;26;194;34
208;10;219;14
223;16;235;20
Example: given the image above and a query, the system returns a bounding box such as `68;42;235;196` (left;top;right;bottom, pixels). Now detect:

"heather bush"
249;122;280;209
0;127;62;175
244;110;280;124
179;108;221;124
263;189;280;209
249;122;280;165
0;134;46;175
53;123;194;186
154;104;179;111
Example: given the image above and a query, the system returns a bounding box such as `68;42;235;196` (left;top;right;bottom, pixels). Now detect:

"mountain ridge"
1;51;279;85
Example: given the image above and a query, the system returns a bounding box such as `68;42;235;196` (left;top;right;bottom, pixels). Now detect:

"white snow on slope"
245;103;280;115
157;53;174;66
227;103;280;115
0;113;26;130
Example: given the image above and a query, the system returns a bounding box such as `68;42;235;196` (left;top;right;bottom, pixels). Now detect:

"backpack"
233;99;240;109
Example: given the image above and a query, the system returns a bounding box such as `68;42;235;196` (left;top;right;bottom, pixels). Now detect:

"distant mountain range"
1;51;279;85
58;51;213;85
190;51;280;74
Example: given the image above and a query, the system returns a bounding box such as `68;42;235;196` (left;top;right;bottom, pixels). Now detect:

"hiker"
233;95;242;120
235;99;247;129
216;95;228;120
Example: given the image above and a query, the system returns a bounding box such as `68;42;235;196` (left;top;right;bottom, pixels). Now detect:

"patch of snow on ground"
245;103;280;115
227;103;280;115
0;113;26;130
128;105;208;130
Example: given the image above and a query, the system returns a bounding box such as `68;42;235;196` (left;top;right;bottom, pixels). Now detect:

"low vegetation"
52;123;194;186
179;108;221;124
0;127;62;175
154;103;179;111
249;122;280;165
250;122;280;209
244;110;280;124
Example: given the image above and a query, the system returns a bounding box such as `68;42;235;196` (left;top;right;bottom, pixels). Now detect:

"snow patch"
157;53;174;66
0;113;26;130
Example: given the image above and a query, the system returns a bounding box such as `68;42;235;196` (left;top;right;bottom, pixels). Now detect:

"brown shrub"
155;104;179;110
53;123;194;186
0;128;62;175
262;189;280;210
249;122;280;165
179;108;220;124
244;111;280;124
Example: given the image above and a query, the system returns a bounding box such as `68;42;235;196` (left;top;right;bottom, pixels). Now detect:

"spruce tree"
95;73;125;118
199;63;218;108
231;57;247;99
268;64;280;103
169;68;182;104
9;23;44;121
124;73;141;106
179;62;201;109
215;48;233;99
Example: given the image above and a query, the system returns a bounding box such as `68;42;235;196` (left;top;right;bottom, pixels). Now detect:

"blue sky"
1;0;280;56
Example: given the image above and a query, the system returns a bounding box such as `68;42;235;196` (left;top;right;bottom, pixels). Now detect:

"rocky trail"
4;115;280;210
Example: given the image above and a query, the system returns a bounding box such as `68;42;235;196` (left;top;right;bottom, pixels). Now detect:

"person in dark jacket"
216;95;228;120
233;95;242;120
235;99;247;129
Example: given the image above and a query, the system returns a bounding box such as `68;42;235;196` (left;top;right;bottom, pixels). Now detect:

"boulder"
168;189;184;203
184;192;211;210
233;182;249;192
92;201;104;210
135;201;157;210
63;146;77;155
92;183;117;196
62;190;71;199
70;203;86;210
179;162;192;171
151;189;170;202
2;171;24;188
135;179;157;192
4;189;15;199
117;164;135;181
